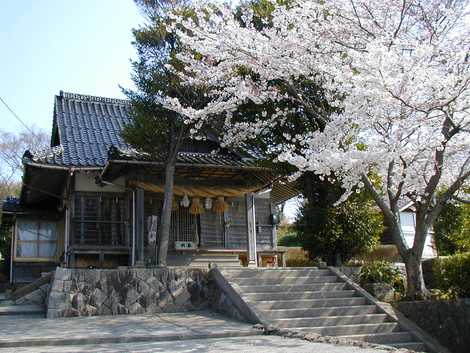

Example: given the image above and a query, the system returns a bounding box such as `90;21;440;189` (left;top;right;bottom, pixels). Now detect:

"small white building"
399;203;437;259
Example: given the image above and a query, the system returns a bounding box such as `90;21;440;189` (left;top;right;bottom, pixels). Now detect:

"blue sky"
0;0;141;134
0;0;299;221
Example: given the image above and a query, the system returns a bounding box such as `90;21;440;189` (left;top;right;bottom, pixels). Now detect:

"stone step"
239;283;348;293
242;290;357;301
337;331;414;344
231;275;339;286
222;268;329;278
189;263;241;268
261;305;378;319
251;297;367;310
0;299;14;305
0;304;45;316
271;314;389;328
389;342;428;352
295;322;401;336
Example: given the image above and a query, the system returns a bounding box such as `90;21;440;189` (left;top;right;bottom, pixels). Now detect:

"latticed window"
72;192;128;246
170;207;199;244
16;220;58;260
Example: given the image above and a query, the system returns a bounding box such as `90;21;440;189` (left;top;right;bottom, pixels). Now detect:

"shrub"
278;234;302;247
435;252;470;298
296;198;382;265
282;247;317;267
359;261;405;294
434;201;470;255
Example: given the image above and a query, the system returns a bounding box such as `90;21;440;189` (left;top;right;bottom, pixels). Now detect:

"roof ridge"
58;91;131;105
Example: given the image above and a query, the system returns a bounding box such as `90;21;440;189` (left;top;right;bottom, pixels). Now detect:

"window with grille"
16;220;58;260
72;193;128;246
143;195;198;248
170;207;199;244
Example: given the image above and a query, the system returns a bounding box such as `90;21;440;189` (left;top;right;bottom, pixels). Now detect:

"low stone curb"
0;327;264;348
267;327;417;353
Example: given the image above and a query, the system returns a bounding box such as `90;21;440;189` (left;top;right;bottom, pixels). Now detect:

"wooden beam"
245;192;257;267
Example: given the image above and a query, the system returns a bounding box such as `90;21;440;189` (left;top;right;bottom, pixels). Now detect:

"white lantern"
204;197;213;210
180;194;190;208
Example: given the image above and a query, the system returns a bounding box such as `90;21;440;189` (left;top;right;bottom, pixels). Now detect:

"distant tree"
0;128;49;279
0;128;49;200
434;201;470;255
122;0;212;266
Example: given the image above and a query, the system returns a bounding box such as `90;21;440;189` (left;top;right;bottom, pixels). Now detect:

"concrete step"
271;314;389;328
239;283;348;293
296;322;401;336
222;268;329;278
252;297;367;310
0;304;45;316
231;275;339;286
337;331;414;344
242;290;357;301
389;342;428;352
261;305;378;319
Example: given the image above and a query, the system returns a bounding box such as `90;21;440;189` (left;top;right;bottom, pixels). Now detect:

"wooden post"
245;192;257;267
134;188;145;267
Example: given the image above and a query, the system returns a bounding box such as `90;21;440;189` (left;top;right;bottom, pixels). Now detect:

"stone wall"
15;283;50;306
47;267;209;318
208;277;246;322
396;299;470;353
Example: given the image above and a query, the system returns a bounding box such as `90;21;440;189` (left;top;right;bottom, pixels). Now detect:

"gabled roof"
33;92;132;167
25;91;260;169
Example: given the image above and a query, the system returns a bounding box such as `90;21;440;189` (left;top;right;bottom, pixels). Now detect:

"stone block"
84;304;98;316
128;302;144;315
54;268;72;281
72;292;87;312
51;279;64;292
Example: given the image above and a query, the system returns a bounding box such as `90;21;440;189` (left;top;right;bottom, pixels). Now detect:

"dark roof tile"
26;91;259;169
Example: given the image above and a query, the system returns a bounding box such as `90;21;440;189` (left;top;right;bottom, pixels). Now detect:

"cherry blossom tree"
162;0;470;298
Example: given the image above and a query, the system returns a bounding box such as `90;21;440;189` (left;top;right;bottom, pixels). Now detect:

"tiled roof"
109;146;258;168
26;92;259;169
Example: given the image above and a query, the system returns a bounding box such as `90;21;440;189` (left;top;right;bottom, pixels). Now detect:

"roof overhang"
19;162;69;209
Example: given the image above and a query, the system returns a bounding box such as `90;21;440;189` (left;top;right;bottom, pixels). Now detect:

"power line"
0;95;35;135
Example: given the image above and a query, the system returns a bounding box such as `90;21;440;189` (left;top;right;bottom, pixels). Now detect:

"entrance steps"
168;252;241;268
220;267;429;352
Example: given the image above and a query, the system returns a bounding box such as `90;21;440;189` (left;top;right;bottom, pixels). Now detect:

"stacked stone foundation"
47;267;209;318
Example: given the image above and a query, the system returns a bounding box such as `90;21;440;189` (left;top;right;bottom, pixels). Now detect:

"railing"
71;219;129;247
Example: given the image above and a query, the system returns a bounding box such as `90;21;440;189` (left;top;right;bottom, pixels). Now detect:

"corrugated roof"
26;92;260;169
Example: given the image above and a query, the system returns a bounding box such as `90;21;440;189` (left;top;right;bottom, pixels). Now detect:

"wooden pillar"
134;188;145;267
245;192;257;267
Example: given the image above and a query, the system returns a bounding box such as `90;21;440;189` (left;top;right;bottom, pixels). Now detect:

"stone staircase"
0;293;45;319
168;252;242;268
220;267;428;352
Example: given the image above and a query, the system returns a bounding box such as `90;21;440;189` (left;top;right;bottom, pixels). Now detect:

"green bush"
278;234;302;247
434;202;470;255
296;198;382;265
359;261;405;294
435;252;470;298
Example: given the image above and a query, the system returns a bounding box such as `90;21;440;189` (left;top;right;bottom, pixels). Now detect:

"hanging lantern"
213;196;229;214
204;197;213;210
189;197;204;215
172;197;179;211
181;194;190;208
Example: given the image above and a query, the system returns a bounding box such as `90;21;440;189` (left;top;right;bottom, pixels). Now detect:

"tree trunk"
157;161;176;266
404;251;428;299
387;214;428;299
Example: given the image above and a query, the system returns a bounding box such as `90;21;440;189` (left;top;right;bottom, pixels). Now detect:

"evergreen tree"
123;0;209;265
